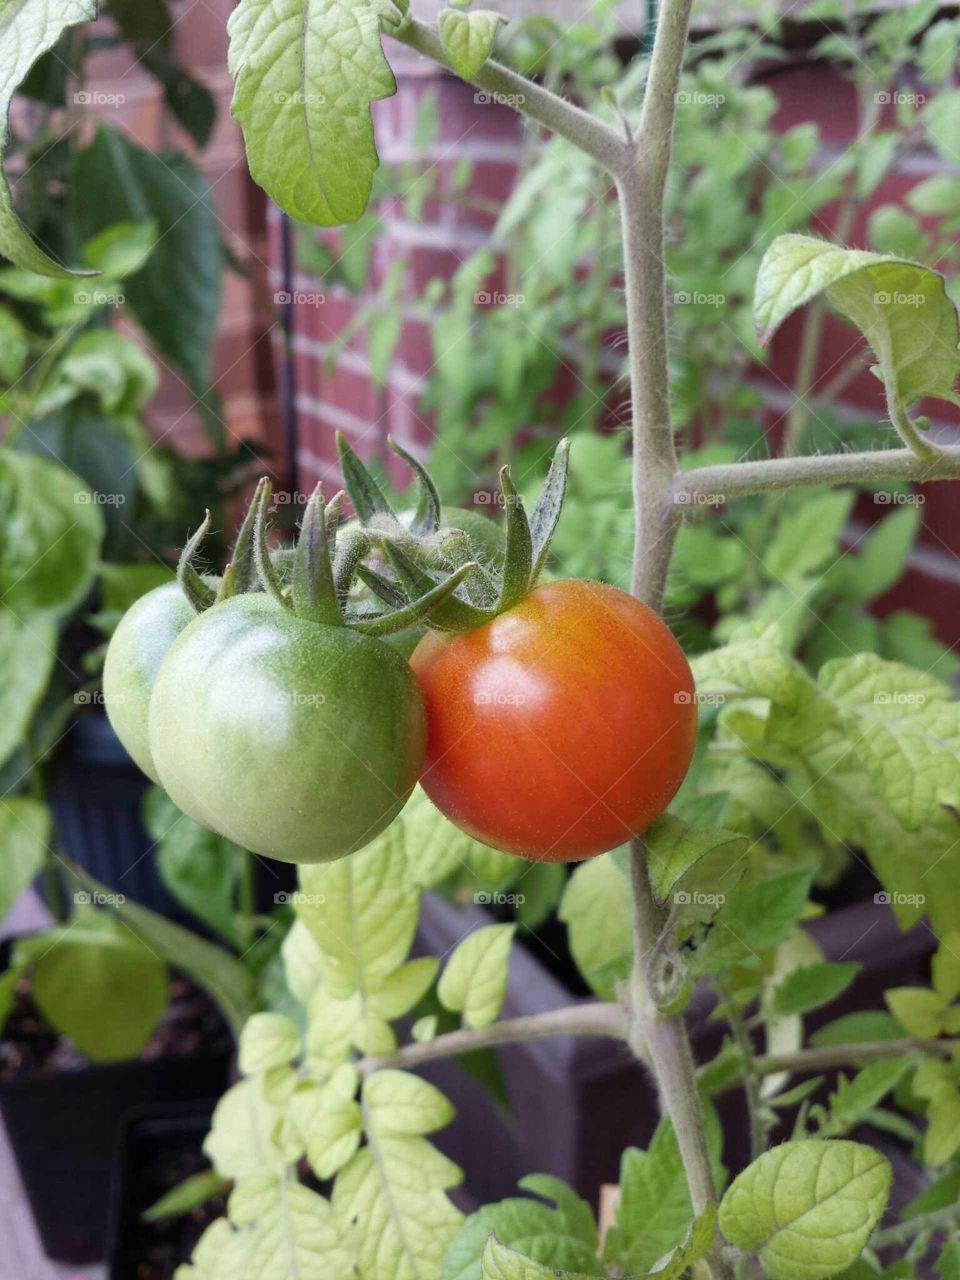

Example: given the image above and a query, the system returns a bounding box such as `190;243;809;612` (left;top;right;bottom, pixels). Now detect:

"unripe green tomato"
147;593;426;864
103;581;201;783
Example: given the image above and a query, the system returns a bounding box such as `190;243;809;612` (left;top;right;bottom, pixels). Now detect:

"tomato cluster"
104;442;697;866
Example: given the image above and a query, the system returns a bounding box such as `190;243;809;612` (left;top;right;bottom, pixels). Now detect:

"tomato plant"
411;578;696;860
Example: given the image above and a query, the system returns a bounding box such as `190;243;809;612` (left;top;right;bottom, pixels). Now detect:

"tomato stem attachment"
253;481;293;611
178;509;217;613
292;483;342;625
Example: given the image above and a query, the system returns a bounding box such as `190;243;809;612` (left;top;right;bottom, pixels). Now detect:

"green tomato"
147;592;426;864
103;581;200;783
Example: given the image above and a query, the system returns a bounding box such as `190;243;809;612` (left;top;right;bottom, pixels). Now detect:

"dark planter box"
108;1101;221;1280
0;1050;231;1265
417;892;934;1202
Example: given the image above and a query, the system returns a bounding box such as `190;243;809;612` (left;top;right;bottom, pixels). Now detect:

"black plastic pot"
0;1050;231;1264
108;1100;222;1280
48;711;178;919
416;892;934;1202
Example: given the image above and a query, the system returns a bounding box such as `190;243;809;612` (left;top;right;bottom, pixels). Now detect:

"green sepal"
357;564;408;608
254;481;292;610
215;561;238;604
529;438;570;582
293;484;342;625
324;489;345;554
228;476;267;595
496;465;534;612
334;526;374;602
388;435;442;535
335;431;397;525
177;510;217;613
350;560;477;636
385;542;496;632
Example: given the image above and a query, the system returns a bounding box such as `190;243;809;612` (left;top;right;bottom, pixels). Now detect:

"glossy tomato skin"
103;581;201;783
149;593;426;864
411;579;697;861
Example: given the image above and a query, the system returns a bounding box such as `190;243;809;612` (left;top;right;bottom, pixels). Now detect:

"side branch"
390;16;629;175
674;444;960;505
360;1001;629;1074
753;1037;959;1077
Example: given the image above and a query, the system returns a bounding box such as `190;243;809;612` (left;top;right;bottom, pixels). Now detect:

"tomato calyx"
336;432;571;633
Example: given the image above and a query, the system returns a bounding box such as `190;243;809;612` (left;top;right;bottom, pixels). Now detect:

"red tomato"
410;579;697;861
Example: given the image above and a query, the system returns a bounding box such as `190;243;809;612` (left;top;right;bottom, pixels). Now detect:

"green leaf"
867;206;924;258
439;9;505;79
142;1169;232;1224
907;175;960;216
693;869;815;974
438;924;515;1029
913;1059;960;1166
646;813;749;906
718;1140;891;1280
605;1100;725;1274
228;0;399;226
0;449;103;616
0;610;56;771
820;1058;913;1138
833;506;920;605
810;1012;902;1049
442;1175;601;1280
144;786;241;946
938;1239;960;1280
754;234;960;410
559;855;631;1000
204;1078;287;1180
26;910;169;1062
922;90;960;165
100;563;175;614
238;1013;302;1075
0;1;96;275
70;127;223;405
289;1066;363;1179
480;1236;595;1280
227;1175;354;1277
0;797;50;920
933;934;960;1002
333;1069;463;1280
763;490;854;583
0;306;28;381
886;987;949;1037
771;963;860;1017
81;219;158;277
